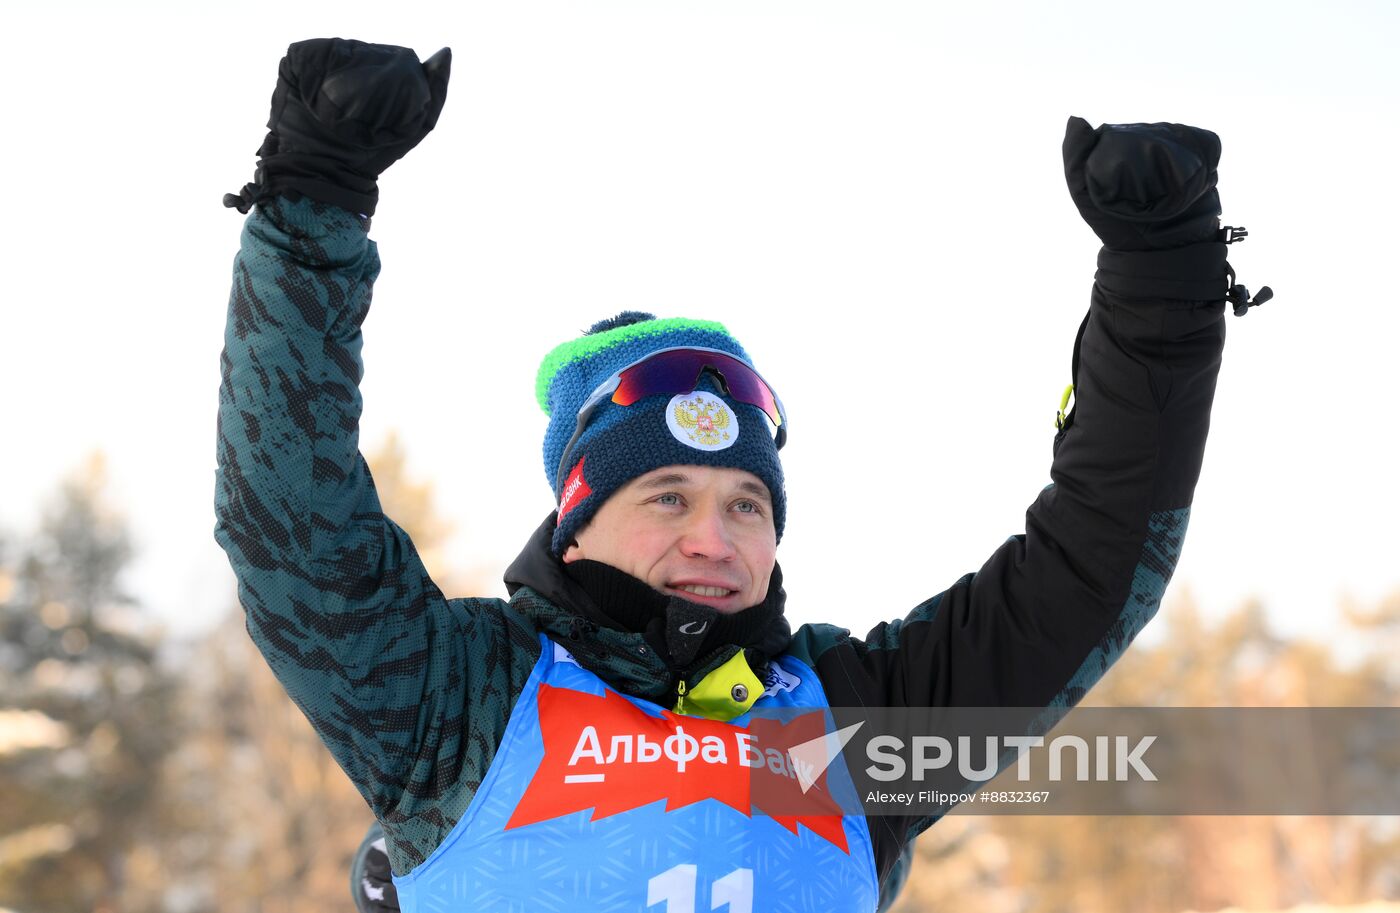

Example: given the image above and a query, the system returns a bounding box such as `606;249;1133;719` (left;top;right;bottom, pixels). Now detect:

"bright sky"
1;1;1396;648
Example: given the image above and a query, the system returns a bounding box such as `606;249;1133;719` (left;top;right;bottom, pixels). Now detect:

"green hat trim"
534;317;731;414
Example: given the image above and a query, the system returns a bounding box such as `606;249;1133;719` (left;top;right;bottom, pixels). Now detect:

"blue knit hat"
537;312;787;556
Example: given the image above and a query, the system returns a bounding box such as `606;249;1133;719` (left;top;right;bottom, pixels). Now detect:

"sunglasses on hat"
555;346;788;488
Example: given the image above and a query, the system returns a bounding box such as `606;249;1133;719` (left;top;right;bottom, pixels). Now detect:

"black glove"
350;821;400;913
224;38;451;216
1062;116;1222;252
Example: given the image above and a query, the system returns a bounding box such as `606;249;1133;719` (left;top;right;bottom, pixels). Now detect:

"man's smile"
665;580;744;607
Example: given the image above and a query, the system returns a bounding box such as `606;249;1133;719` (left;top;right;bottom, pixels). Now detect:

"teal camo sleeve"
213;197;540;875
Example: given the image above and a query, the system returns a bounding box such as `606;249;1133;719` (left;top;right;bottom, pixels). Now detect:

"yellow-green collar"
673;650;764;722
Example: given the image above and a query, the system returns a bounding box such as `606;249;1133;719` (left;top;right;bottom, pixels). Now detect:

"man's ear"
560;540;582;564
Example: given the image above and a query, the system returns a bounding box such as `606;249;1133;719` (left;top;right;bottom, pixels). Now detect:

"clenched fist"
1062;116;1222;252
225;38;451;216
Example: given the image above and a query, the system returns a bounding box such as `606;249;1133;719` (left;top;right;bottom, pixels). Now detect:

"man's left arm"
794;116;1241;703
789;118;1258;891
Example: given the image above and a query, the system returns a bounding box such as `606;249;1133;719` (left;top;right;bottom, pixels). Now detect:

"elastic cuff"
257;153;380;217
1095;242;1229;301
263;174;379;218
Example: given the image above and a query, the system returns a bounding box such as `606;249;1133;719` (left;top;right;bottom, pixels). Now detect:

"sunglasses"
555;346;788;487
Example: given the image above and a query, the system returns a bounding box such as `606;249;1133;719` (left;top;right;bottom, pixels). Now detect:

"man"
216;39;1258;913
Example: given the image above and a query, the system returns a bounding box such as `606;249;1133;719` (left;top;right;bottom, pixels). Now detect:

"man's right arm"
214;194;470;826
214;41;541;877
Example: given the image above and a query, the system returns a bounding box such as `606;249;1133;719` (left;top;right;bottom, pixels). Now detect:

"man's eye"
656;493;682;506
733;500;759;514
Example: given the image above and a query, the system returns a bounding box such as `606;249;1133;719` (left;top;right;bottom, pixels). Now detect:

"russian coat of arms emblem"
666;392;738;451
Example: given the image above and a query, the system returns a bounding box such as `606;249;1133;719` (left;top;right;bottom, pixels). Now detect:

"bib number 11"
647;863;754;913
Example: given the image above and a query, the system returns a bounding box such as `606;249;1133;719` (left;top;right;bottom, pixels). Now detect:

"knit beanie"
537;312;787;556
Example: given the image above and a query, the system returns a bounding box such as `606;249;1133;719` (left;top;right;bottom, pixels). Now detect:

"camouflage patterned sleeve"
213;196;539;873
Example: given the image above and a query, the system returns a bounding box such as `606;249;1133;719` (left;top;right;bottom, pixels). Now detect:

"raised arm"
788;117;1254;886
917;118;1233;710
212;41;502;862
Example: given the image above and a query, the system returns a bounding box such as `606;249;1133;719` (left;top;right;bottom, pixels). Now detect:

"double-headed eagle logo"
672;394;732;448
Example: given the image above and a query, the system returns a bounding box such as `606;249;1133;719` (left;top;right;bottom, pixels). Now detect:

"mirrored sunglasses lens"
714;363;781;426
613;349;782;426
611;351;706;405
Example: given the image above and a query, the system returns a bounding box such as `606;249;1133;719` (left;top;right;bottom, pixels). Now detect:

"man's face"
562;465;778;614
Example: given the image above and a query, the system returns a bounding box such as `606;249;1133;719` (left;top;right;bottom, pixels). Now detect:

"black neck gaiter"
563;559;787;673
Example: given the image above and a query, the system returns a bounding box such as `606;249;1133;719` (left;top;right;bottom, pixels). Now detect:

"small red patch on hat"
557;457;593;522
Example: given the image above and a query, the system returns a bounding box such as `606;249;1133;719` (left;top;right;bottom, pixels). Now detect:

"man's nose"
678;504;737;561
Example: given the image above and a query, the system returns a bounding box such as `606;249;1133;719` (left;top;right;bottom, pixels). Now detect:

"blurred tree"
1343;590;1399;696
0;453;179;913
152;432;486;913
891;588;1400;913
364;431;456;587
